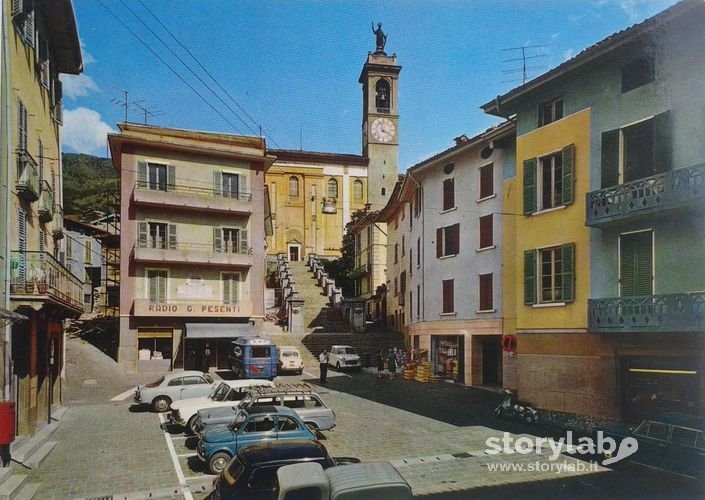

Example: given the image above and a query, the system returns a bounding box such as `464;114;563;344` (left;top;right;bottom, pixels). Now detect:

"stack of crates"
415;362;431;382
402;366;415;380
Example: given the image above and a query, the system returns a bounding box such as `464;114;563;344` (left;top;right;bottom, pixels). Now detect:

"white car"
133;370;217;412
328;345;361;371
166;379;274;433
277;346;304;375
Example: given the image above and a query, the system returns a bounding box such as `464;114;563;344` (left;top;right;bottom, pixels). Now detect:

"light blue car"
197;405;317;474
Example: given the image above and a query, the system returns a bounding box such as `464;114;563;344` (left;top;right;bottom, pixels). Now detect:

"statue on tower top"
371;22;387;53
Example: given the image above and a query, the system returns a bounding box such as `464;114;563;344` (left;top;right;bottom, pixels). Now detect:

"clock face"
371;118;396;143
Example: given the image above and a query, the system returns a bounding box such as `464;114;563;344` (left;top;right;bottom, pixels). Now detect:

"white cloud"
61;107;115;155
60;74;99;100
80;38;96;65
617;0;642;22
563;49;576;61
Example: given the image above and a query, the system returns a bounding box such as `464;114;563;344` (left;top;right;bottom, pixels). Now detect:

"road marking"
159;413;195;500
110;386;136;402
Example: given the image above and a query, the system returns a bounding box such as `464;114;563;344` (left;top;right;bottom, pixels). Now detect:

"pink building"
108;124;275;372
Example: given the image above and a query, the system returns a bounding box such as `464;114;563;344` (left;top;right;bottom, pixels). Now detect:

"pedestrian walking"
387;349;397;380
376;350;385;379
319;348;329;384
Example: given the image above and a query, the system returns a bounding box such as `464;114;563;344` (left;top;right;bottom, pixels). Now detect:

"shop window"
442;178;455;211
479;163;494;199
442;279;454;313
432;335;463;382
621;56;654;93
538;98;563;127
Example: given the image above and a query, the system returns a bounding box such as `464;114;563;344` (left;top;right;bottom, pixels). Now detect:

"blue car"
197;405;316;474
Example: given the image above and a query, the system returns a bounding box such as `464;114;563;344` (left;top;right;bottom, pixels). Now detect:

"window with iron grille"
288;176;299;197
327;178;338;198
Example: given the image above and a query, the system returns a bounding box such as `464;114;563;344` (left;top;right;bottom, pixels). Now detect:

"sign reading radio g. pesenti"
146;303;240;314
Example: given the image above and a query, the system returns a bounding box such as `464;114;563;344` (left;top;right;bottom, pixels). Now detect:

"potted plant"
25;266;37;294
35;265;47;294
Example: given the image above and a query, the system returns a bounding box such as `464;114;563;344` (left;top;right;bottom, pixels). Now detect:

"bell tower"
360;25;401;211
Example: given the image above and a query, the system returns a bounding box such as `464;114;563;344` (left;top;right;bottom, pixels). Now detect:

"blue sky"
63;0;677;170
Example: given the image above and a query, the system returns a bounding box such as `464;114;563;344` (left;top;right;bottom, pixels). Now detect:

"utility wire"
135;0;276;147
96;0;246;135
117;0;264;141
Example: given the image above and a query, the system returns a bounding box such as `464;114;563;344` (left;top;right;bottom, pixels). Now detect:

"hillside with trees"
62;153;119;219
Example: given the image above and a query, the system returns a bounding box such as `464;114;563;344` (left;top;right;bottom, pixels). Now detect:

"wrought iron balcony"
350;263;369;279
9;251;84;313
38;180;54;222
586;163;705;227
588;292;705;333
133;181;252;214
16;150;40;201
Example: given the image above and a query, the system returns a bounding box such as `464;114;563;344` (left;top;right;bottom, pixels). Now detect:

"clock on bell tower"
360;30;401;211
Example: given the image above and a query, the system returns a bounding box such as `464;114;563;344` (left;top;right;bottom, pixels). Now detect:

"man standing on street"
319;348;329;384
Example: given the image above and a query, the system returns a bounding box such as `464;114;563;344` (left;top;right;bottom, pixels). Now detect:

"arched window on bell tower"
375;79;391;113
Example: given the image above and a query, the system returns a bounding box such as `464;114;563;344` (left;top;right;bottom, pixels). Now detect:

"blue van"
229;337;278;380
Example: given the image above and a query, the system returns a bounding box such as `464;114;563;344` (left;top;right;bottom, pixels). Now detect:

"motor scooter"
494;389;539;424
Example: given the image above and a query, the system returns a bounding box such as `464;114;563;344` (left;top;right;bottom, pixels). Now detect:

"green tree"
62;153;119;219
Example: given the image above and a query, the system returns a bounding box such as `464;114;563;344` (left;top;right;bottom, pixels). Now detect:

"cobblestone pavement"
19;339;702;499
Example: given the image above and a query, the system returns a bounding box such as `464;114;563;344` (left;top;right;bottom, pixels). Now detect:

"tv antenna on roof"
133;102;162;125
502;45;547;84
110;86;129;123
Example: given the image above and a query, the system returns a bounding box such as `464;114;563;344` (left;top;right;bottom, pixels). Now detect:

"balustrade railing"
9;251;84;311
16;150;40;201
135;180;252;201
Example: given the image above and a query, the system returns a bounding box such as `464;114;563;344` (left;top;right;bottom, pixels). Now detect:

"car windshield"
339;347;356;355
203;373;215;384
282;351;299;357
145;376;165;388
229;412;247;431
211;383;230;401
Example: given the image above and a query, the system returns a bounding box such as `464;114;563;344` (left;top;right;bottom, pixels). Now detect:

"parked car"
195;383;336;436
133;370;217;412
595;413;705;479
277;346;304;375
197;406;317;474
328;345;361;371
210;439;338;500
167;379;275;433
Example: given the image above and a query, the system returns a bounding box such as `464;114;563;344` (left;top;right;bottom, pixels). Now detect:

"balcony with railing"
588;292;705;333
586;163;705;227
133;240;252;267
133;298;253;317
9;251;84;313
16;150;40;202
133;181;253;214
350;263;369;279
38;180;54;222
52;205;64;238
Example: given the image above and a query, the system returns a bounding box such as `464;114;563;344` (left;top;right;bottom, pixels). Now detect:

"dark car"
210;439;337;500
596;413;705;479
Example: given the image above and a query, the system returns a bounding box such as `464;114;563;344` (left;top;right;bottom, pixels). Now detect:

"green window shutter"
137;161;147;188
561;243;575;303
239;229;248;254
213;171;222;196
168;224;177;250
159;271;167;302
524;250;537;305
620;232;653;297
213;228;222;252
451;223;460;255
167;165;176;191
148;271;157;301
523;158;537;214
223;275;231;304
601;129;619;188
138;222;148;248
436;228;442;258
652;111;672;176
231;274;240;302
239;174;248;200
561;144;575;206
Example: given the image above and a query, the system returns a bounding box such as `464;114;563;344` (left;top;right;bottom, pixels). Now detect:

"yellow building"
3;0;83;436
265;150;368;261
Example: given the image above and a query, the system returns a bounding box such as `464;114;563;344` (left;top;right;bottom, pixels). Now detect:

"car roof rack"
247;382;316;396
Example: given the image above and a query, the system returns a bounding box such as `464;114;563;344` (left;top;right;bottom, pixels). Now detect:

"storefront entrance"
621;356;702;422
431;335;464;382
481;336;502;386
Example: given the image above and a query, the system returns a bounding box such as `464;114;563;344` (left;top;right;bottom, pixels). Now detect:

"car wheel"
152;396;172;413
336;362;341;371
209;451;231;475
187;415;198;435
297;369;303;375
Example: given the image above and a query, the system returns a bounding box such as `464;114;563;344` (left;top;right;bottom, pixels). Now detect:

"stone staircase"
301;331;405;367
0;408;66;499
288;262;348;333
